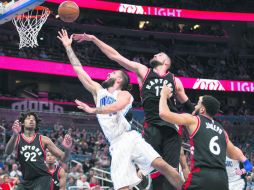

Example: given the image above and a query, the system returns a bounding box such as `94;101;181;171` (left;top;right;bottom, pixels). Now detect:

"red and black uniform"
183;115;228;190
49;166;62;190
141;68;181;190
16;133;52;190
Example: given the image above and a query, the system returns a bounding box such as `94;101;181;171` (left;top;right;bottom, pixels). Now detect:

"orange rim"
15;6;50;19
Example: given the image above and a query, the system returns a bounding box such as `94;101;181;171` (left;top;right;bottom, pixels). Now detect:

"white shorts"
229;179;245;190
109;130;160;190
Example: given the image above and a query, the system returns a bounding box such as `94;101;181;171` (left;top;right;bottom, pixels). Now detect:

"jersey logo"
20;145;42;162
100;96;116;106
53;178;60;187
225;160;233;167
145;79;173;96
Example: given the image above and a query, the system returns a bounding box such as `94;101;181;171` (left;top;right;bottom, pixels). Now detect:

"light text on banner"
45;0;254;21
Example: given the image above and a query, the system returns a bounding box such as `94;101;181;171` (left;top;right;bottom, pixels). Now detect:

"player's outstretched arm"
59;168;66;190
57;29;101;97
73;33;148;82
42;134;72;162
226;139;253;172
75;91;132;114
175;77;195;114
5;120;21;155
159;84;198;134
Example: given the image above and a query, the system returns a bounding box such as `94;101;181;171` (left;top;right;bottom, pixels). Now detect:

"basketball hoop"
12;6;50;49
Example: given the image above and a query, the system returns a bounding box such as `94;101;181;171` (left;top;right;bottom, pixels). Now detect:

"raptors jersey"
190;115;227;170
17;133;50;180
226;157;242;183
141;69;178;129
49;166;61;190
96;89;133;143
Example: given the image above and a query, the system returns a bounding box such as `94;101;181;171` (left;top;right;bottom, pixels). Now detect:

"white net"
12;6;50;49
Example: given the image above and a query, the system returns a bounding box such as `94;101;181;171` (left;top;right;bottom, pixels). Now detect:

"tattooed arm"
57;29;101;96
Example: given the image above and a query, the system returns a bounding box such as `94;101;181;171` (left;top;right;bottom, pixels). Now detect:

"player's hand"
12;120;21;135
235;168;246;175
57;29;73;48
160;83;173;99
137;170;143;179
62;134;72;150
75;99;96;114
73;33;94;43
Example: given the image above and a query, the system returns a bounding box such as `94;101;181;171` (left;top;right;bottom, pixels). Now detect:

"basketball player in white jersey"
226;156;246;190
57;29;183;190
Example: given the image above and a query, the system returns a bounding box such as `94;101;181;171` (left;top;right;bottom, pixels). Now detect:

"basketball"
58;1;79;23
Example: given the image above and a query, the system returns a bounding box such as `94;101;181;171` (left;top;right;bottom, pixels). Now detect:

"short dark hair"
202;95;220;117
120;70;131;91
18;111;41;132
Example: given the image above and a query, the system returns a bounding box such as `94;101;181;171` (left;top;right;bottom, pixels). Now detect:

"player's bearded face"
193;107;200;116
149;58;163;68
193;98;203;115
24;116;36;131
102;78;116;89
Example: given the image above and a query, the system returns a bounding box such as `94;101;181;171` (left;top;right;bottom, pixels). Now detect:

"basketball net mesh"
12;7;50;49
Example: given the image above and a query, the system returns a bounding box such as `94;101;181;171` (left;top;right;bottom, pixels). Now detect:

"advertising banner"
1;56;253;93
46;0;254;21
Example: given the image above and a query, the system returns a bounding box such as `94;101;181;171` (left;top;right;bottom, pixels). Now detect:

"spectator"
66;176;77;190
246;171;254;190
53;122;64;132
0;48;4;56
68;166;81;180
76;174;90;189
0;176;3;190
89;177;100;189
9;164;22;179
82;160;92;174
0;175;17;190
39;50;49;59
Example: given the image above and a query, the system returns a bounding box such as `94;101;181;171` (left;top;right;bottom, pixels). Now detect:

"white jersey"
226;156;242;183
96;88;133;143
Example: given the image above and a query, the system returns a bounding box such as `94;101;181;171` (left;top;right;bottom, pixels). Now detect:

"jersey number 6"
209;136;221;155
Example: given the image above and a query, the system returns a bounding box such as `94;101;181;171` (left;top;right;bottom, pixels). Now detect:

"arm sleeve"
182;99;195;114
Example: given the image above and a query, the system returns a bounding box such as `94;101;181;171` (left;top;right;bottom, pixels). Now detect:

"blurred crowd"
0;32;253;81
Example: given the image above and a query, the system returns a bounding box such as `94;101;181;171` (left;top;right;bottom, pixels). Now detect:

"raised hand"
235;168;246;175
75;99;96;114
160;83;173;99
73;33;94;43
57;29;73;48
62;134;72;150
12;120;21;135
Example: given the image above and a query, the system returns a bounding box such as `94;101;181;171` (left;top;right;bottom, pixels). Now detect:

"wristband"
243;159;253;172
182;99;195;114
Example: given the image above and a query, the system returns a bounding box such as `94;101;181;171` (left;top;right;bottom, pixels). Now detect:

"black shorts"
183;168;228;190
16;175;52;190
144;124;182;190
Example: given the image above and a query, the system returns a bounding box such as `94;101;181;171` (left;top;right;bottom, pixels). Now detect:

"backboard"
0;0;45;24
